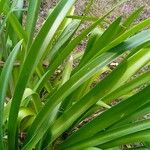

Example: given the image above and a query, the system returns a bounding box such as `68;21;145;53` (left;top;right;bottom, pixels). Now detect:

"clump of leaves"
0;0;150;150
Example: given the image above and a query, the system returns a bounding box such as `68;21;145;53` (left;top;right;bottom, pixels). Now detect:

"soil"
43;0;150;19
35;0;150;31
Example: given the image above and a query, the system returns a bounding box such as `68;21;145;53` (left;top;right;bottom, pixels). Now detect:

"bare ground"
44;0;150;19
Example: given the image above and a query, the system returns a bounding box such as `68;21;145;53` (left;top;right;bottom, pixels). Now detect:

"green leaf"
60;55;74;86
1;0;149;149
21;88;43;113
3;88;42;126
95;17;150;57
83;147;102;150
42;0;94;63
8;0;24;46
77;17;122;70
99;129;150;149
60;119;150;150
7;0;78;149
110;101;150;129
34;8;125;92
4;5;28;46
13;0;24;23
62;66;110;113
25;0;42;48
35;0;128;92
108;48;150;91
123;7;144;28
42;6;76;58
0;40;22;150
60;85;150;147
0;0;7;13
116;7;144;35
101;70;150;103
46;20;80;64
18;107;35;128
25;29;150;149
51;45;150;143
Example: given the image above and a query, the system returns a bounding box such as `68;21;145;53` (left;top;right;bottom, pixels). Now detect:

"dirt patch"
44;0;150;19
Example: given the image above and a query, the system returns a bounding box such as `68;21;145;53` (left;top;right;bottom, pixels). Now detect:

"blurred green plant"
0;0;150;150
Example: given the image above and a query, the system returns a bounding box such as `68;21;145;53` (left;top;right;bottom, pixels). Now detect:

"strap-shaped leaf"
61;55;74;86
60;119;150;150
13;0;24;23
1;3;27;53
0;40;22;150
35;21;80;93
83;147;102;150
42;0;95;63
95;17;150;57
46;20;80;63
61;85;150;147
40;55;74;150
51;45;150;142
25;0;42;48
34;2;124;92
23;29;150;149
61;66;110;113
123;7;144;28
110;101;150;129
77;17;122;70
7;0;77;149
98;129;150;149
117;7;144;35
41;6;76;60
35;0;126;90
90;71;150;122
36;17;150;92
8;12;27;43
4;5;28;46
127;101;150;122
8;0;24;46
0;0;6;13
101;70;150;103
